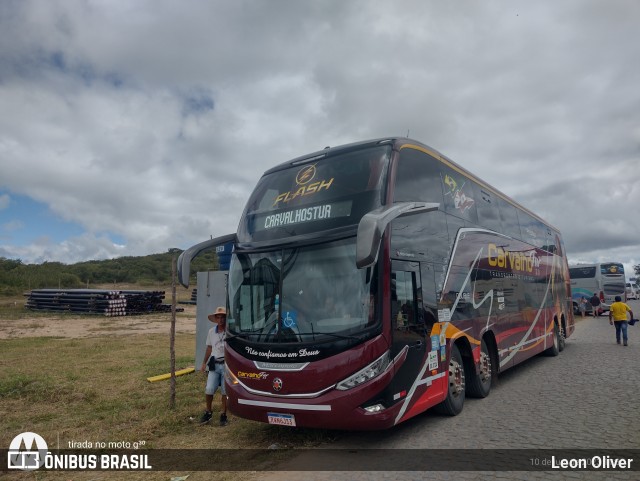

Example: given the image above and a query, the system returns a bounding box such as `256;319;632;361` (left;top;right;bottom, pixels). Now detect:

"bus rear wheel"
544;322;561;357
467;338;492;398
435;344;465;415
558;323;566;352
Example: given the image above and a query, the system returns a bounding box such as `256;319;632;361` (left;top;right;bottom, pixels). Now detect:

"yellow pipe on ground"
147;367;195;382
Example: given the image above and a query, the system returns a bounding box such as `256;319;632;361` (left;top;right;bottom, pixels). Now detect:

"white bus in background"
569;262;626;315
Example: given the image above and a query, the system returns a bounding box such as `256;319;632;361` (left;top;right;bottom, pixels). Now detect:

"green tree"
0;248;226;296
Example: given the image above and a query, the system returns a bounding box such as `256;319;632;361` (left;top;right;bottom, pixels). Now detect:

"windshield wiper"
293;332;361;341
226;332;261;340
302;321;363;341
227;331;360;341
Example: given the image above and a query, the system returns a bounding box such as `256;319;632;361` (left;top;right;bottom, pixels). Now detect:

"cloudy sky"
1;0;639;277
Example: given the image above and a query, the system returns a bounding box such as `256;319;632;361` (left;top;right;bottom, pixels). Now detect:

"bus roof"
262;137;560;234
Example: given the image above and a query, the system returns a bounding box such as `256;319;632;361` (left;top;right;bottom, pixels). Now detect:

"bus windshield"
600;263;624;275
568;266;596;279
237;145;390;243
227;238;379;343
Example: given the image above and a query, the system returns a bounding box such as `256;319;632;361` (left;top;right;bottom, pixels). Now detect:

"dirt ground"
0;304;197;339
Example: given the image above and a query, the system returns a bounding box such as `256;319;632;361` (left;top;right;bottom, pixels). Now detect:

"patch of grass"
0;373;51;399
88;325;125;332
0;329;341;481
0;302;55;320
25;321;46;329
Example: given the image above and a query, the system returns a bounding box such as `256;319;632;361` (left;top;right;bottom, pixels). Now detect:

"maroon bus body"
221;138;574;430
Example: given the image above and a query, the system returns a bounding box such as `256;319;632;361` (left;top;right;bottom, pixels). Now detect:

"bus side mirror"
355;202;439;269
177;233;237;287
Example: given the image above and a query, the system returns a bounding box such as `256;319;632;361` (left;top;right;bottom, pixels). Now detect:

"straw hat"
207;306;227;321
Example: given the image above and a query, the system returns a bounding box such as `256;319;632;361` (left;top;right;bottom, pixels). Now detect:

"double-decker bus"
569;262;626;314
178;137;574;430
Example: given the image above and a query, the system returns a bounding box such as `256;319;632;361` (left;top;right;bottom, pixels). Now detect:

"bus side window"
440;166;479;225
394;148;443;204
497;197;522;240
391;270;417;331
517;211;547;250
473;184;502;233
420;263;438;336
446;215;465;254
391;211;450;265
440;265;474;320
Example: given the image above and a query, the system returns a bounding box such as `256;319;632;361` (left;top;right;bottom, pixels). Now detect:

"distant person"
589;293;601;317
200;306;228;426
324;296;350;318
609;296;633;346
324;296;338;317
579;296;588;317
364;293;375;325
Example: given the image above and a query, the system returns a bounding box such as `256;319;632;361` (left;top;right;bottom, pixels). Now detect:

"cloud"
0;0;639;269
1;219;23;232
0;194;10;210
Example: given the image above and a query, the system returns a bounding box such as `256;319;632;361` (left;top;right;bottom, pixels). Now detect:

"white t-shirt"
206;324;226;361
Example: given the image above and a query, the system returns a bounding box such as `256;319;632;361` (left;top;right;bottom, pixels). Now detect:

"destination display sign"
252;201;352;232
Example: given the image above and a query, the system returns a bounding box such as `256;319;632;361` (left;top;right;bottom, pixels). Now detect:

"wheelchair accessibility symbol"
282;311;298;329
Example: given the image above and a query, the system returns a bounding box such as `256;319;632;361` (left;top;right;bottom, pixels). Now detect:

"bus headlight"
225;364;239;386
364;403;385;413
336;351;390;391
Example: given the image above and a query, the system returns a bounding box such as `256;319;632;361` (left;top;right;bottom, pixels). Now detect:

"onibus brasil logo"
7;432;152;471
8;432;48;470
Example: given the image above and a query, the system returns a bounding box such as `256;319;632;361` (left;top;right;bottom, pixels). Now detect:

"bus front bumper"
226;370;399;430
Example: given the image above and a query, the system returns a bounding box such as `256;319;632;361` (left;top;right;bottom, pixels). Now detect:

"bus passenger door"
388;260;427;402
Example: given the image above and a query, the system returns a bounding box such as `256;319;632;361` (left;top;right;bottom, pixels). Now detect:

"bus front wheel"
435;344;465;415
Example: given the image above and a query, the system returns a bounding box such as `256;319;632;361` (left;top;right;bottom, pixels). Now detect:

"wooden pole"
169;256;177;409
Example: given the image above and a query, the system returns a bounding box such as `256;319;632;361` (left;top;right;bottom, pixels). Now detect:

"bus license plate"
267;412;296;426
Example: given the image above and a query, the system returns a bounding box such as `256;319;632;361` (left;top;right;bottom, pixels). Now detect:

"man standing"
609;296;633;346
200;306;228;426
589;293;601;317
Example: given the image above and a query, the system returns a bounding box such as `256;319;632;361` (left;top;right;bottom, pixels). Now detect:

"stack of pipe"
179;288;197;305
24;289;182;316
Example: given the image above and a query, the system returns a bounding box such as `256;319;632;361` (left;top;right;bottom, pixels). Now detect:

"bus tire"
558;322;566;352
435;344;465;415
467;338;492;398
544;322;561;357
